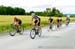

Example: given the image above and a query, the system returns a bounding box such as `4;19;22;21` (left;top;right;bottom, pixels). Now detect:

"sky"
0;0;75;14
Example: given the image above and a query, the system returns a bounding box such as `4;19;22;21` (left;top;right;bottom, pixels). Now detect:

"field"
0;15;75;33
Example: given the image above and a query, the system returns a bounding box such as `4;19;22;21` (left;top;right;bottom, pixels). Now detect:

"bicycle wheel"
9;24;16;36
19;26;24;35
30;28;36;39
38;28;42;37
49;25;52;29
9;31;16;36
57;23;60;28
66;22;69;26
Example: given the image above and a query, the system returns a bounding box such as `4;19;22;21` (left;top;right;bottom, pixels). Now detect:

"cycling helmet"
14;17;17;19
31;13;35;17
67;15;70;18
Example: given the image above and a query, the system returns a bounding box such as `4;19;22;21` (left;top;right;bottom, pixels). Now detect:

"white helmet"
67;15;70;18
31;13;35;17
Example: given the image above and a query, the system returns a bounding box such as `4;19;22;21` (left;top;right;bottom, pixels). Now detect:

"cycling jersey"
49;18;53;23
66;17;70;22
14;18;22;26
32;16;40;26
57;19;60;23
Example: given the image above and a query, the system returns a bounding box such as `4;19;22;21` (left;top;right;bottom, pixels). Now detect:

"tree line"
27;7;63;17
0;5;25;15
0;5;63;17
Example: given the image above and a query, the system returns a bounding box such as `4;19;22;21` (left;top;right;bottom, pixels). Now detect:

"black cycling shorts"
18;20;22;26
34;20;40;26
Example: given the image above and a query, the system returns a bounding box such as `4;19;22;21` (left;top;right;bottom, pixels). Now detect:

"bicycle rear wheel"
38;28;42;37
19;26;24;35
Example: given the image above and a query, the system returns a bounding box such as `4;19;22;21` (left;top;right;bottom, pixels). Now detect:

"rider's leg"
15;25;19;32
50;23;53;29
57;23;59;28
16;24;21;32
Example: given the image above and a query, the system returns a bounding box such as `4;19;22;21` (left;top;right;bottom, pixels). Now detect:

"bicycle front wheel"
30;29;36;39
9;24;17;36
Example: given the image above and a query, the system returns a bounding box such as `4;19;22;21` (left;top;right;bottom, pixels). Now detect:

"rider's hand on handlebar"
30;23;32;25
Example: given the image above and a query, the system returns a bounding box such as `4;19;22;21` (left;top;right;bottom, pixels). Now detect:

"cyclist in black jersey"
56;17;62;28
66;16;70;26
31;13;41;34
48;17;54;30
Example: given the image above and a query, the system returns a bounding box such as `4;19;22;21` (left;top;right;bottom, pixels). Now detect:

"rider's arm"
13;19;16;25
48;19;50;24
31;17;33;24
31;17;35;25
36;19;39;25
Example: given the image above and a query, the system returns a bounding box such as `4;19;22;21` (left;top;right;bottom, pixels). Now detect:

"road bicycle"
9;24;24;36
30;26;42;39
66;21;70;26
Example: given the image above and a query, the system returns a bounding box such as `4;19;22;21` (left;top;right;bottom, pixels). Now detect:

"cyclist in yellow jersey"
13;17;22;32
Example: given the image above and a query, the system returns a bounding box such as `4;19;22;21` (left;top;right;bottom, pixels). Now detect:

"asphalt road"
0;23;75;49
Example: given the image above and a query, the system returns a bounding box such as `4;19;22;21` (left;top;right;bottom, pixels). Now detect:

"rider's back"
49;18;53;23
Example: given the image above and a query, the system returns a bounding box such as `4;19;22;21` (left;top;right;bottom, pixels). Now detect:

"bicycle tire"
19;27;24;35
9;24;17;36
30;29;36;39
38;28;42;37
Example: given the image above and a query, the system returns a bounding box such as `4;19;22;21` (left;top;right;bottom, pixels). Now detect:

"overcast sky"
0;0;75;14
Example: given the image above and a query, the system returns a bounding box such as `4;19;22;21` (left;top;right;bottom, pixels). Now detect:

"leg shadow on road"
47;28;59;32
40;35;62;39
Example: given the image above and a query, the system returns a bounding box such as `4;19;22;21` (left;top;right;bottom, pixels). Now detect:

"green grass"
0;15;75;33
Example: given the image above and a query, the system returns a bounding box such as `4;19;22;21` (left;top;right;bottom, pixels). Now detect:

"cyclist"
60;17;62;27
66;15;70;26
48;17;54;30
56;17;62;28
31;13;41;34
13;17;22;32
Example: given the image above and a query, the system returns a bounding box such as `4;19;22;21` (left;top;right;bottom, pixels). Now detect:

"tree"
44;8;51;16
0;6;7;15
0;5;25;15
14;7;25;15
